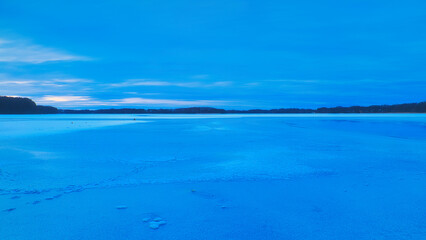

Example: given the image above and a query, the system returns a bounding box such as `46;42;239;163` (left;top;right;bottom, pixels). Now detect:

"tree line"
0;96;58;114
1;96;425;114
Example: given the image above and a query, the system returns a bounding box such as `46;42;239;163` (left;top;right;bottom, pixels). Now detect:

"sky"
0;0;425;109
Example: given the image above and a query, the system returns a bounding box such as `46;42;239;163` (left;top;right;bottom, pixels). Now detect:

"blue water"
0;114;425;239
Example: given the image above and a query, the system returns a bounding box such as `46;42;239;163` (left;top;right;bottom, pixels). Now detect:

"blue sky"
0;0;425;109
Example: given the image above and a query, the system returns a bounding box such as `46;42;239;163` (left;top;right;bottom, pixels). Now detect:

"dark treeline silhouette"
316;102;426;113
36;105;59;114
1;96;426;114
0;96;35;114
0;96;58;114
60;102;426;114
60;107;315;114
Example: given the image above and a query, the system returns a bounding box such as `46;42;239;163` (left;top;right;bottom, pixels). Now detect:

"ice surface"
148;217;167;230
0;114;425;239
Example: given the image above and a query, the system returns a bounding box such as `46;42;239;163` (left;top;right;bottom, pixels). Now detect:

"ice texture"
0;114;425;239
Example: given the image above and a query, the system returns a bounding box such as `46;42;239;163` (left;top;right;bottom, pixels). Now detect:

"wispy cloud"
40;95;91;102
35;95;230;108
191;74;209;79
35;95;106;107
108;79;233;88
115;98;228;106
0;74;93;96
0;38;89;63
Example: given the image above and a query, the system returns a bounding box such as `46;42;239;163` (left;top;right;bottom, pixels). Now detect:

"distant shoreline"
1;96;426;114
2;112;425;115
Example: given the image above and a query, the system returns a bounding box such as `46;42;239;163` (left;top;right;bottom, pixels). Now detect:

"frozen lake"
1;114;425;239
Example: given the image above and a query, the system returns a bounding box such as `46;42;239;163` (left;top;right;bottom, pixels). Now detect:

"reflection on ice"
0;114;425;240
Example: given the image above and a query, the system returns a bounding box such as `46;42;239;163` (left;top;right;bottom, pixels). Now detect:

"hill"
0;96;58;114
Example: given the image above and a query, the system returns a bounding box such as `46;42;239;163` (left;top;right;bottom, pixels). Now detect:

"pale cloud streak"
40;95;91;102
0;74;93;96
35;95;230;108
0;38;89;64
115;98;228;106
108;79;233;88
191;74;209;79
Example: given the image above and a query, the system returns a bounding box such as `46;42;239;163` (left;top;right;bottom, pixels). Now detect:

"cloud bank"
108;79;233;88
35;95;229;108
0;38;89;63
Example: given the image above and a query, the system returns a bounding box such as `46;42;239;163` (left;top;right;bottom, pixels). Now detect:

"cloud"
35;95;107;107
108;80;185;87
0;74;93;96
0;38;89;63
114;98;227;106
191;74;209;79
40;95;91;102
109;79;233;88
51;78;93;83
34;95;230;108
209;81;232;87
